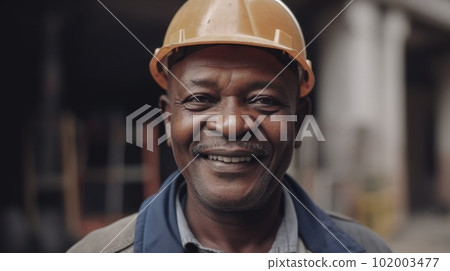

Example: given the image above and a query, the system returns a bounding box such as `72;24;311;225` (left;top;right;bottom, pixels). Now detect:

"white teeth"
207;155;252;163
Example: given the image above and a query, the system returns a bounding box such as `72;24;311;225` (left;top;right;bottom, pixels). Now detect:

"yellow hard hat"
150;0;315;97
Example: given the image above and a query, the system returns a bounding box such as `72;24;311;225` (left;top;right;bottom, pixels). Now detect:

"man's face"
160;45;304;211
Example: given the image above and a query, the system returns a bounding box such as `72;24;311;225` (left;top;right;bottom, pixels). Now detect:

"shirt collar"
175;183;305;253
134;170;365;252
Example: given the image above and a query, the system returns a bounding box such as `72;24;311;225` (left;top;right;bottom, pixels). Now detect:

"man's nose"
204;99;250;141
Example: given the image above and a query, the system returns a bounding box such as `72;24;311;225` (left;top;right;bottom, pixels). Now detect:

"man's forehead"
164;45;300;101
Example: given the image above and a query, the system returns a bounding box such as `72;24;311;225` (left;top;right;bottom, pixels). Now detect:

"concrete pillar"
436;56;450;209
318;0;383;212
379;8;410;231
317;0;409;235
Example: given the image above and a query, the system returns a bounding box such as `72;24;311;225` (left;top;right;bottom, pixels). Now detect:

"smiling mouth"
193;141;269;165
207;155;253;163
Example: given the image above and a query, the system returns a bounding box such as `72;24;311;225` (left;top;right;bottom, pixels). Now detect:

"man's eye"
183;94;216;111
185;95;213;104
196;96;212;103
251;97;279;106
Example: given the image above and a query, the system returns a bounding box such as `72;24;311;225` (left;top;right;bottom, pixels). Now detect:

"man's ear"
159;94;172;148
294;97;312;149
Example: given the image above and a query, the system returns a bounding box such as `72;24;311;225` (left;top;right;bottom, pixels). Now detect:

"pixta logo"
126;105;171;152
126;105;325;152
192;114;325;142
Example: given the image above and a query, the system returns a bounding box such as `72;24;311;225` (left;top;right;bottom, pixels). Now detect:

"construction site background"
2;0;450;252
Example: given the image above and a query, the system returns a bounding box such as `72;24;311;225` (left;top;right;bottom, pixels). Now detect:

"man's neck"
184;187;283;253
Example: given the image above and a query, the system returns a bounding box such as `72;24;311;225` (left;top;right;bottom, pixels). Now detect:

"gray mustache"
192;139;270;157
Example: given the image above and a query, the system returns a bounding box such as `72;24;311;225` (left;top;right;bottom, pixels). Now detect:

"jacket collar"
134;170;365;253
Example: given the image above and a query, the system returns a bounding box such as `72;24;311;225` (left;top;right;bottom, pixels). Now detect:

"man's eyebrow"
189;79;219;90
189;79;285;92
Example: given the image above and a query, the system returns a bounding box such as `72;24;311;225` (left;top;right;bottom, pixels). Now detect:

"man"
69;0;391;253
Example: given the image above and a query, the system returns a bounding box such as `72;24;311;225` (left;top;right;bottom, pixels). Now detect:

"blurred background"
2;0;449;252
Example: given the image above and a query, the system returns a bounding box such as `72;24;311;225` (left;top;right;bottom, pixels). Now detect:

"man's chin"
184;156;278;210
189;180;272;212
